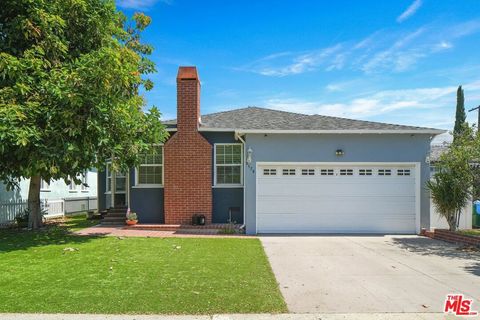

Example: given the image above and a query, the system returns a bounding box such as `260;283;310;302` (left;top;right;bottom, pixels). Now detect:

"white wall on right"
430;199;473;230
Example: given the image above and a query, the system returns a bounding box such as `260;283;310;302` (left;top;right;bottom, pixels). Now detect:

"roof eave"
233;128;446;135
165;127;446;135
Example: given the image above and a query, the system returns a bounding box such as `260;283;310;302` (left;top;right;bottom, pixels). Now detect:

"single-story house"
98;66;445;235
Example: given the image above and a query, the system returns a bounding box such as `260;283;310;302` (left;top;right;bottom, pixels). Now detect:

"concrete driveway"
261;235;480;314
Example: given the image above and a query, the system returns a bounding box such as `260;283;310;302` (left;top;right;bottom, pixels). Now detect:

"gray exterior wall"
244;133;433;235
97;131;244;224
98;170;106;211
130;168;165;223
202;131;244;224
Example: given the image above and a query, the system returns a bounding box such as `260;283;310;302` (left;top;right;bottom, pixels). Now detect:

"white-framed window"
81;172;88;191
320;169;334;176
301;169;315;176
214;144;243;185
340;169;353;176
359;169;373;176
378;169;392;176
68;176;77;192
106;163;112;192
136;145;163;187
263;168;277;176
40;179;50;191
282;169;296;176
397;169;411;176
106;163;126;193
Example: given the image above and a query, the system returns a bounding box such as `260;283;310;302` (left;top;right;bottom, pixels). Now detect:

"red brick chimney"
163;67;212;224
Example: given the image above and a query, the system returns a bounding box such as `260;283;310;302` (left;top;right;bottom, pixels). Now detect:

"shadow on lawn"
390;236;480;277
0;225;105;253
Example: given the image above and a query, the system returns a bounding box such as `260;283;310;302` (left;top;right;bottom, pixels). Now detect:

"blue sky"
117;0;480;142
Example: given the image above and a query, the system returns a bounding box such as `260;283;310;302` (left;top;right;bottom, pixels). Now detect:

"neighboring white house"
429;144;473;230
0;170;98;219
0;170;97;202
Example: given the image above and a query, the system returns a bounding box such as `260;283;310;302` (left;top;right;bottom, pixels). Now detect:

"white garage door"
256;163;418;234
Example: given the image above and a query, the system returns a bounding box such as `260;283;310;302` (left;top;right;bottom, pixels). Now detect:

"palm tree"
427;170;470;231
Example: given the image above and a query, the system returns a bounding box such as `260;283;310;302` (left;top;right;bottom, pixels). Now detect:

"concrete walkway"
0;313;460;320
75;225;253;238
261;235;480;314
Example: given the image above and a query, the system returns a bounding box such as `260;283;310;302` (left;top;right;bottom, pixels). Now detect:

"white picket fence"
43;200;65;218
0;197;98;226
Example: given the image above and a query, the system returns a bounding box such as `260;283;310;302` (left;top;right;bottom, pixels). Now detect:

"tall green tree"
428;125;480;231
0;0;167;229
453;85;466;141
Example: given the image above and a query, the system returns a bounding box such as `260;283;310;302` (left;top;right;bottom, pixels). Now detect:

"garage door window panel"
301;169;315;176
378;169;392;176
397;169;411;176
340;169;354;176
282;169;296;176
263;168;277;176
320;169;334;176
359;169;373;176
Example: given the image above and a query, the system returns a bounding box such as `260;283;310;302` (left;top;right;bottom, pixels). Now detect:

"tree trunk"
447;212;457;232
28;176;43;229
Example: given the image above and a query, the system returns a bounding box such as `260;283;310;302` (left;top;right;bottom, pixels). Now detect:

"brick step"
104;213;127;218
101;221;126;226
124;224;181;231
123;223;240;231
101;217;126;225
107;209;128;214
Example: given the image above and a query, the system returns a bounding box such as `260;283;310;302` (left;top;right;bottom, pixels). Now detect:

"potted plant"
126;211;138;225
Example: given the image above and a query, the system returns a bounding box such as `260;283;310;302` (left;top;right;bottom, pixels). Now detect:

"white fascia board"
234;129;446;135
166;127;446;135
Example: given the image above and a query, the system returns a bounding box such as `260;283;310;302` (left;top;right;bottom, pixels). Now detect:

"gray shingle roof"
429;144;450;163
164;106;443;133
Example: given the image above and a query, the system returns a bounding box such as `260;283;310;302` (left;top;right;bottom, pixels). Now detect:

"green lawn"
0;217;286;314
457;229;480;237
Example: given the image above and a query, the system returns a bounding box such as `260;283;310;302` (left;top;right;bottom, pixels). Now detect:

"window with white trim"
320;169;334;176
359;169;373;176
81;171;88;191
378;169;392;176
68;175;77;191
40;179;50;191
282;169;296;176
106;163;126;192
397;169;411;176
263;168;277;176
301;169;315;176
106;163;112;192
340;169;353;176
137;146;163;185
215;144;243;185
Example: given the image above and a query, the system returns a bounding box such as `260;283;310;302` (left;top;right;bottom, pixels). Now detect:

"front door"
114;171;127;207
107;163;128;208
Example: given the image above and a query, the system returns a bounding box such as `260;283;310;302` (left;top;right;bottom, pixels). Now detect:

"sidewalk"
0;313;458;320
75;225;253;238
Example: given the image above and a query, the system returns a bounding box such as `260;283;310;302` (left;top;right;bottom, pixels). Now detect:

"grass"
58;214;98;231
457;229;480;237
0;216;286;314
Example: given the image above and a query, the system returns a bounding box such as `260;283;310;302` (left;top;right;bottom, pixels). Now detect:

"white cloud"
238;45;343;77
360;28;426;73
116;0;171;10
397;0;423;23
262;82;480;126
237;19;480;77
432;41;453;52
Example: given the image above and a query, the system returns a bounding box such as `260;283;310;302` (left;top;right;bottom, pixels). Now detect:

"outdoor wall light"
247;147;253;165
335;149;344;156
